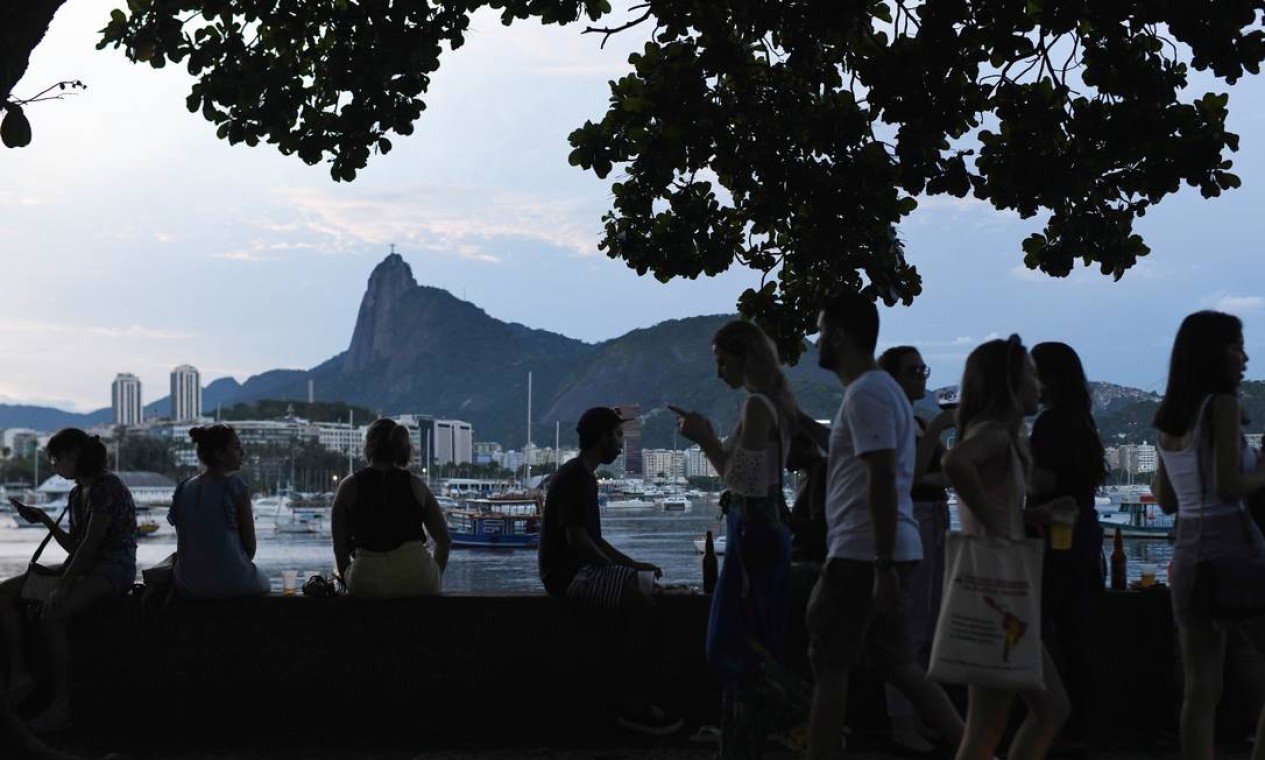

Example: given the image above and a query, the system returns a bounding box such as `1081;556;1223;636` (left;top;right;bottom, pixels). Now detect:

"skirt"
347;540;442;599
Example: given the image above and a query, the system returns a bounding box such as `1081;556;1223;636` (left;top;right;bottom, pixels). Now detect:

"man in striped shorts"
538;406;682;736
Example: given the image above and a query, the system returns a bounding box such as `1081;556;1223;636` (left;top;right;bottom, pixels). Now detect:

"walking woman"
1028;342;1108;752
0;429;137;733
942;336;1072;759
670;319;806;759
1153;311;1265;758
331;418;452;598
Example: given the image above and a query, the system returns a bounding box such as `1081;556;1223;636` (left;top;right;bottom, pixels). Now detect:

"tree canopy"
11;1;1265;354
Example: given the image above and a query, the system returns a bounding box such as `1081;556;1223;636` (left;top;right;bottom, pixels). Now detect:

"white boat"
1097;495;1174;539
658;495;691;513
602;497;656;510
693;533;726;555
275;503;328;534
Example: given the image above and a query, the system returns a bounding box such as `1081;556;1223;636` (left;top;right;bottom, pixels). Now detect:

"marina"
0;490;1178;592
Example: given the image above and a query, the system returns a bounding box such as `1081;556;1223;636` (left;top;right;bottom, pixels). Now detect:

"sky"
2;5;1264;413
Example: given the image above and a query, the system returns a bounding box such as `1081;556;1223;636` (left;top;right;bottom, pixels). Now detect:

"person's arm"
234;482;257;560
797;410;829;451
45;503;112;619
565;525;616;566
941;421;1015;536
668;404;726;474
12;500;75;553
1211;394;1265;500
1154;456;1178;515
330;477;356;579
414;477;452;573
913;410;954;489
861;449;901;610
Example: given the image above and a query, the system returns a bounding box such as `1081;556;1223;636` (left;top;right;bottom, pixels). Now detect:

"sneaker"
617;704;684;736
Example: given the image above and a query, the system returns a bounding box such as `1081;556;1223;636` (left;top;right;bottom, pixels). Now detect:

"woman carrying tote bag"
939;336;1074;760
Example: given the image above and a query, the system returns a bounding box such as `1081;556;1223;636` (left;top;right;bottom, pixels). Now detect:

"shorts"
806;558;914;673
566;564;638;610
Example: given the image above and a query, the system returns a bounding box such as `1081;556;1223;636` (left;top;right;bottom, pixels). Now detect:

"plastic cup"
281;570;298;595
637;570;655;596
1140;564;1158;588
1049;514;1074;551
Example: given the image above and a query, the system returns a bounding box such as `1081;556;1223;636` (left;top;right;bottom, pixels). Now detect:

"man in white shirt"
802;293;963;760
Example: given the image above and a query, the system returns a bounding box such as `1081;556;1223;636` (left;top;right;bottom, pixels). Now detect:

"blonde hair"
712;320;798;436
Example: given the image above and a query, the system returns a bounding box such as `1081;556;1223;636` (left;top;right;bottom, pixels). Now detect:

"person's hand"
1029;495;1078;526
667;405;715;446
872;565;900;612
9;498;48;526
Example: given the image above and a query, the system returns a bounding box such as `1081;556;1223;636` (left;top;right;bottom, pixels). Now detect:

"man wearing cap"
538;406;682;735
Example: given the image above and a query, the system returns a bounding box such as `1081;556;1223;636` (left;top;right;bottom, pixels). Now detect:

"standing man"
538;406;682;736
803;294;963;759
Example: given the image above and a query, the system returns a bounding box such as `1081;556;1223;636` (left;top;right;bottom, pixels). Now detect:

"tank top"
721;393;789;497
1157;396;1256;520
349;467;428;552
956;424;1027;541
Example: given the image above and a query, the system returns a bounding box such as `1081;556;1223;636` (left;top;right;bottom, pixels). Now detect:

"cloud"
1211;294;1265;314
213;239;320;262
0;320;192;340
271;185;601;260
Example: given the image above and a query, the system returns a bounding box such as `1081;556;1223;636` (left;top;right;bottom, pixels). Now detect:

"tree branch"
582;7;652;50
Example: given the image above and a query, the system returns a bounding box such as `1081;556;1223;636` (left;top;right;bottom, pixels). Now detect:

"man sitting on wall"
538;406;682;736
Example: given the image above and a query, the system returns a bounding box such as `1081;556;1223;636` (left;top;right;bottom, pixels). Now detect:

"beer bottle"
702;530;719;593
1110;526;1127;590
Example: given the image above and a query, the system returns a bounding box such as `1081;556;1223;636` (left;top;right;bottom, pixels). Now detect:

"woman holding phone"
0;429;137;733
670;319;804;759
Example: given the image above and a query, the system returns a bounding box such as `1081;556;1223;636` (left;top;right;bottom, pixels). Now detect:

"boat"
603;497;656;510
658;495;691;513
136;518;161;538
693;533;726;555
1097;494;1175;539
445;495;540;548
275;500;329;534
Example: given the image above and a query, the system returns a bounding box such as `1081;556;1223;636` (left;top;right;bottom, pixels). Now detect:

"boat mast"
555;420;560;474
524;371;532;487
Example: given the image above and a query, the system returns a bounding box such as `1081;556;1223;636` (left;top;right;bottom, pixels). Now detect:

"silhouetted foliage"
90;1;1265;353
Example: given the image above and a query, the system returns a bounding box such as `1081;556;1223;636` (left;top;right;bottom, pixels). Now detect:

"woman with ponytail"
0;428;137;732
330;418;452;597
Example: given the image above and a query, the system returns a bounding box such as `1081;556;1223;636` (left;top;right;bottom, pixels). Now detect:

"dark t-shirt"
1028;408;1102;554
538;458;601;595
348;467;427;552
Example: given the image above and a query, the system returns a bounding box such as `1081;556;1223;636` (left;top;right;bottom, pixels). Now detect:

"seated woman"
168;424;270;599
0;429;137;733
331;419;452;598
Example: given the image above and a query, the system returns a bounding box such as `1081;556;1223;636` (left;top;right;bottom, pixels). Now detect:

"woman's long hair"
1031;342;1108;488
1153;311;1244;436
713;320;798;438
957;335;1032;470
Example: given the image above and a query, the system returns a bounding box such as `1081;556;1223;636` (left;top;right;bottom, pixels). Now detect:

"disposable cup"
1049;514;1074;551
1140;564;1158;588
281;569;298;595
637;570;655;596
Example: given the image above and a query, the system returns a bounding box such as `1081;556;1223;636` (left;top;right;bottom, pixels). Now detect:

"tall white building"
434;420;474;465
111;373;143;426
170;365;202;422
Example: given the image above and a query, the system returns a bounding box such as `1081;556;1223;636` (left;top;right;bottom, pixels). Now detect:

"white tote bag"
927;532;1045;691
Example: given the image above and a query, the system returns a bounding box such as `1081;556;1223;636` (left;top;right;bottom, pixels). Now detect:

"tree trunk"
1;0;70;106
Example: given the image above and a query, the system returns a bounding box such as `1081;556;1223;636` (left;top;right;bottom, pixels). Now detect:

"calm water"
0;497;1173;591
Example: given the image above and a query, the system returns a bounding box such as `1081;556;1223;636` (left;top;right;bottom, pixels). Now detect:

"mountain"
5;254;1230;449
215;254;843;447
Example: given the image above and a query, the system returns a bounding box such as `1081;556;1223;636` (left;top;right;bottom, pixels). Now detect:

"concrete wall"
51;589;1187;748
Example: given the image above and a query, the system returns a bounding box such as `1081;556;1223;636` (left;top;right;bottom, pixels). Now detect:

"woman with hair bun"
0;428;137;733
167;424;269;599
330;418;452;598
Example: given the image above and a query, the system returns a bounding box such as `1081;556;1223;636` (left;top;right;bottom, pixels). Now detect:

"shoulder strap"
747;393;786;498
30;503;70;564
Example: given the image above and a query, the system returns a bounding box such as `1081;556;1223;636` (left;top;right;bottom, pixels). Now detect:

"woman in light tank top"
942;336;1075;760
1153;310;1265;758
671;319;806;760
